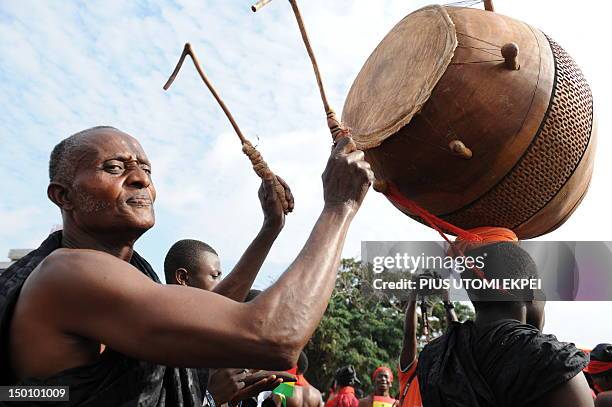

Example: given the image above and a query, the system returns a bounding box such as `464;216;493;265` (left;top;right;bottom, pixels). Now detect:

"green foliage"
304;259;474;397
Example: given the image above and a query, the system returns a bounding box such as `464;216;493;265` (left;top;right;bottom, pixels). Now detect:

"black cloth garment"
417;319;588;407
0;231;203;406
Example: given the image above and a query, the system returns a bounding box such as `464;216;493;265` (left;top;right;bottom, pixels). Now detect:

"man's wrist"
262;218;283;233
323;201;357;218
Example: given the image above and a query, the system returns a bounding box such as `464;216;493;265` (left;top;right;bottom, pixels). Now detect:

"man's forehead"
83;129;149;161
198;250;220;266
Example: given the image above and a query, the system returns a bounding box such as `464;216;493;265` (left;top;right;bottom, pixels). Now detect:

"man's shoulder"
43;247;122;268
38;248;138;280
302;385;323;407
28;248;147;301
487;319;563;348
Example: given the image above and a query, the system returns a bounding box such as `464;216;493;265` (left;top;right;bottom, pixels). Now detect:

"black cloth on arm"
417;319;588;407
0;231;203;406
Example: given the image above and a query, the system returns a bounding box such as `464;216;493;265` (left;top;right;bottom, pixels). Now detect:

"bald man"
0;126;373;406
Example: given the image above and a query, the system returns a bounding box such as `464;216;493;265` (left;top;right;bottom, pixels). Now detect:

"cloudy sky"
0;0;610;347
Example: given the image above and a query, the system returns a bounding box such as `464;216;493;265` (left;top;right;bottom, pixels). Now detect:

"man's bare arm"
213;176;294;301
541;373;595;407
32;137;372;370
399;292;418;370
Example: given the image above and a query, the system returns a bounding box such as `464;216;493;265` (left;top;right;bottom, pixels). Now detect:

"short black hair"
297;351;309;375
462;242;540;305
335;365;360;387
164;239;218;284
49;126;119;184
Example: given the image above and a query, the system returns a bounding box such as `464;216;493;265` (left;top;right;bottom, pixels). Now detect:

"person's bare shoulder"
37;248;143;280
539;373;594;407
20;247;158;335
31;248;152;296
10;248;154;379
303;385;324;407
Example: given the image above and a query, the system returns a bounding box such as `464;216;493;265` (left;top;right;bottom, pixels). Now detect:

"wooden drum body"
342;5;595;239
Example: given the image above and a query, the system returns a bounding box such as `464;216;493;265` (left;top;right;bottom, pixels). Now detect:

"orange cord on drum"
377;180;518;286
382;181;483;245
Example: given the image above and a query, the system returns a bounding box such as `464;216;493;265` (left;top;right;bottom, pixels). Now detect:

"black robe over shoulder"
416;319;588;407
0;232;202;406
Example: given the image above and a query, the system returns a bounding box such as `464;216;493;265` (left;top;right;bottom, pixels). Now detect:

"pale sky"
0;0;610;348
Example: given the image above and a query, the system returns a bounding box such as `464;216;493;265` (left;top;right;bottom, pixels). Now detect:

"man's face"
374;371;390;393
68;129;156;235
189;251;222;291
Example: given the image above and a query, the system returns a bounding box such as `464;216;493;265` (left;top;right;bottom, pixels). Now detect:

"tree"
304;259;474;397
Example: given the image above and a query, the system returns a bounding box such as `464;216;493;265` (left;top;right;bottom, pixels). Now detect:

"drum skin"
342;6;596;239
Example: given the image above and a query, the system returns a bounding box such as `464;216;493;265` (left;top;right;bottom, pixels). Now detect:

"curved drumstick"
163;43;291;214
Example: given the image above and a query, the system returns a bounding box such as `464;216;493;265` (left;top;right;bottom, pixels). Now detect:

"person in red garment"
325;366;361;407
358;367;398;407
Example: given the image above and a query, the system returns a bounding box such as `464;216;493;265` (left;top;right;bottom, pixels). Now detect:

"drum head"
342;5;457;149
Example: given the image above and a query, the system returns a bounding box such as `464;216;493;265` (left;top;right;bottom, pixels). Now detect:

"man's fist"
259;175;294;231
322;137;374;214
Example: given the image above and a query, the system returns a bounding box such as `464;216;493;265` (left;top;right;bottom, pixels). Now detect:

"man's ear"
47;182;74;211
175;268;189;286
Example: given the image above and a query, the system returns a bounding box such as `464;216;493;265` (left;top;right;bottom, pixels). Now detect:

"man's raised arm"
37;136;372;371
213;176;294;302
400;291;418;370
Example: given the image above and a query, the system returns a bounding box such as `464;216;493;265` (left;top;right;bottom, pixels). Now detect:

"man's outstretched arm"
213;176;294;302
34;137;372;371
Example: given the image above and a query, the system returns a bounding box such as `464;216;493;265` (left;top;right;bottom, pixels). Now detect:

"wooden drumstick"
163;43;291;214
251;0;349;142
251;0;273;12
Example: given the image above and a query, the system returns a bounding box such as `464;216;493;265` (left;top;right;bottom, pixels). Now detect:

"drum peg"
449;140;473;159
501;43;520;70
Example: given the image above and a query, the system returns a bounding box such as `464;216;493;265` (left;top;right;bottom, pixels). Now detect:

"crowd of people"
0;126;610;407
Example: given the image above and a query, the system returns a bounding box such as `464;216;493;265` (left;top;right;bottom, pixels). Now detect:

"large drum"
342;5;596;239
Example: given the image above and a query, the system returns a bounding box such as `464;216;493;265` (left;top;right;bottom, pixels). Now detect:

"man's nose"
126;166;151;189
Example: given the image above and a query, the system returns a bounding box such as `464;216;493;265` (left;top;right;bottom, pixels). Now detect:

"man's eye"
105;164;124;173
137;163;152;175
